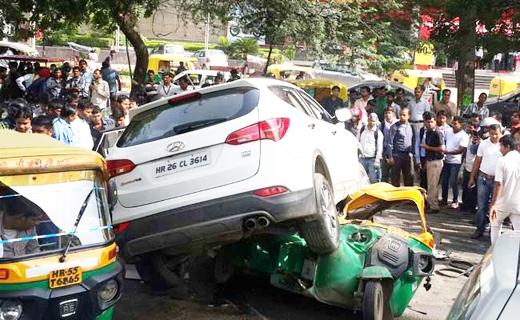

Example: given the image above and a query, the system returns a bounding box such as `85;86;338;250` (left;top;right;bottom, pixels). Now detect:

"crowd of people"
0;52;135;146
322;84;520;243
0;53;246;149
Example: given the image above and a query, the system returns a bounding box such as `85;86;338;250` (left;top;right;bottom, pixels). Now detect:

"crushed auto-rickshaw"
213;183;435;320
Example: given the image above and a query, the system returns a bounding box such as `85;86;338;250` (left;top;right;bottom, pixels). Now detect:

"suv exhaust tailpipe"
244;218;258;231
243;216;271;232
257;216;270;229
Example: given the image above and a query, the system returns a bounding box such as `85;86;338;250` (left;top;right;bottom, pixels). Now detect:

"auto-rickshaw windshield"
0;170;113;260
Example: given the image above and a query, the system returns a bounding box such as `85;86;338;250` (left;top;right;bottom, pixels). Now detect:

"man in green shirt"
145;70;162;85
372;86;387;122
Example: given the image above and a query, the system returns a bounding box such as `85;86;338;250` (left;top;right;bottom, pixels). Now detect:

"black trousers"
461;169;478;213
381;157;392;183
391;154;414;187
420;157;428;189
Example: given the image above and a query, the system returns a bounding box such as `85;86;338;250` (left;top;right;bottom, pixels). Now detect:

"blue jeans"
360;157;381;184
476;175;494;233
441;163;462;203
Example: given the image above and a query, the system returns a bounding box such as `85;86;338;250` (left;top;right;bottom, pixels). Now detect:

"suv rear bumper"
117;188;316;257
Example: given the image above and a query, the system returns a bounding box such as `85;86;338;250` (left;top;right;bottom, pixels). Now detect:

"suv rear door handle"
308;123;315;129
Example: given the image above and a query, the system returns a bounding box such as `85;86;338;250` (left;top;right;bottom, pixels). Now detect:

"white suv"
107;78;367;286
194;49;229;68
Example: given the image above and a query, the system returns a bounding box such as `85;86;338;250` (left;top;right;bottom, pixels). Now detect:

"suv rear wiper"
173;118;228;135
59;189;94;263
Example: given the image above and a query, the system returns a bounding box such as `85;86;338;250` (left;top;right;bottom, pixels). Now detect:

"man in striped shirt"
462;93;489;120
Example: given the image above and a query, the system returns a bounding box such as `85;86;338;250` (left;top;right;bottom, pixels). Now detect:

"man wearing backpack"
358;113;384;183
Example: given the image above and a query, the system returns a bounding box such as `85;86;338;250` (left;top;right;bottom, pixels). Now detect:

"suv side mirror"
335;108;352;122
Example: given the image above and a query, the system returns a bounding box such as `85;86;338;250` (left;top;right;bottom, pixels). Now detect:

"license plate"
60;299;78;317
154;151;211;177
301;259;317;281
49;267;82;289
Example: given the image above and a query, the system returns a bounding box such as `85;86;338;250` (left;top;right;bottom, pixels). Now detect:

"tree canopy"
14;0;165;88
172;0;415;74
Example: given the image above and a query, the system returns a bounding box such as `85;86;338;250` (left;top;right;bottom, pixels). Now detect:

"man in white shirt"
172;76;194;95
468;124;503;239
156;72;175;97
70;102;94;150
493;53;502;72
353;86;371;125
358;113;383;183
441;117;469;209
407;86;431;132
90;69;110;111
489;135;520;244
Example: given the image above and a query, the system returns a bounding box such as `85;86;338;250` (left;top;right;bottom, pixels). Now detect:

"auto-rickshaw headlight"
412;251;435;276
0;300;22;320
98;279;119;302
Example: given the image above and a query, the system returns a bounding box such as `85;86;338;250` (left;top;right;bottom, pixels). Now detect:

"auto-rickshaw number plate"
49;266;82;289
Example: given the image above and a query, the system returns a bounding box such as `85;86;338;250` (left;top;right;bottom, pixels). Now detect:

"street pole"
30;21;36;50
115;25;121;52
204;13;210;51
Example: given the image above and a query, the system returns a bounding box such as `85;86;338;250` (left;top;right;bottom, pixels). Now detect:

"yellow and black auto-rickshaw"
289;78;349;102
0;131;123;320
147;54;198;75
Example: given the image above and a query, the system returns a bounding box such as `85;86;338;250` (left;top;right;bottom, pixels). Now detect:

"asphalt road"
113;204;490;320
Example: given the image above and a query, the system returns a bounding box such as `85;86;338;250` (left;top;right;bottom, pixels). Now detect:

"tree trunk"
263;43;273;76
116;18;149;96
456;5;476;115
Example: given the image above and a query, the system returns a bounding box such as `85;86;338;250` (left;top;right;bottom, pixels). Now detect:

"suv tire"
300;173;340;254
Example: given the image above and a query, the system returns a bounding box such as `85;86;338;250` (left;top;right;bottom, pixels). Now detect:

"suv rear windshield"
117;87;260;147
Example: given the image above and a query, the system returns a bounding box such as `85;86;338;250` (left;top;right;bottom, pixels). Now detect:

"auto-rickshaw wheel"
136;253;188;290
362;281;384;320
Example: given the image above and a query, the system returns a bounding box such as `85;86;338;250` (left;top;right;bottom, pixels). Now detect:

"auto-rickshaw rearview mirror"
335;108;352;122
107;179;118;210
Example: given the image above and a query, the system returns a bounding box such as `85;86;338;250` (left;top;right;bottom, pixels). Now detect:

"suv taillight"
107;159;136;178
113;222;131;234
225;118;290;145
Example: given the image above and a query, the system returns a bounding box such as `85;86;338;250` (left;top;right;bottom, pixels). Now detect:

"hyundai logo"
166;141;185;153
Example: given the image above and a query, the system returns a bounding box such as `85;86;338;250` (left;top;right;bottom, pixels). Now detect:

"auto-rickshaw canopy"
0;55;64;67
290;78;348;102
340;182;433;249
0;131;107;178
267;64;316;80
392;69;446;92
489;76;518;98
147;54;198;75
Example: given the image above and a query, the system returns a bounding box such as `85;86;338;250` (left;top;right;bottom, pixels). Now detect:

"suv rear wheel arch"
313;154;332;188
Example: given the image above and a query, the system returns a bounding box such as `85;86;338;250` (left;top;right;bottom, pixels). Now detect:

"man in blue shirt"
52;104;77;146
79;59;93;99
101;61;121;105
387;107;420;187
